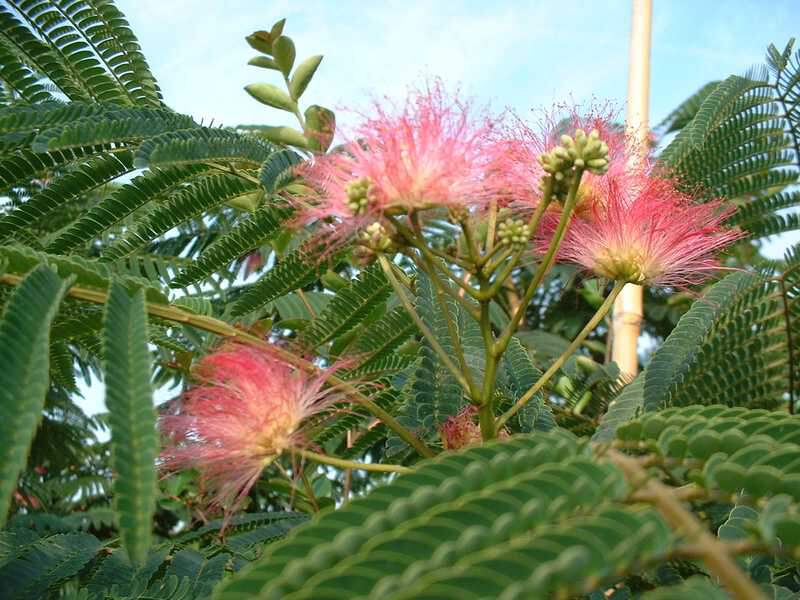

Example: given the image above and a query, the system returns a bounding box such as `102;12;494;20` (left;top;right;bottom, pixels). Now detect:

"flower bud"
497;218;531;248
359;221;393;252
345;177;375;215
539;128;610;179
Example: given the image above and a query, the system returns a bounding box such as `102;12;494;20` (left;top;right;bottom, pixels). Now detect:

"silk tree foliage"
0;2;799;598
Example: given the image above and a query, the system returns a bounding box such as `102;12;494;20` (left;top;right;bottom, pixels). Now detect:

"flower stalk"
295;448;413;474
496;281;625;430
0;273;436;459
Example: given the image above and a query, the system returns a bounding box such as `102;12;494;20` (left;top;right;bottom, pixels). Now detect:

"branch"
295;448;413;474
0;273;436;458
377;255;473;395
496;281;624;430
607;450;768;600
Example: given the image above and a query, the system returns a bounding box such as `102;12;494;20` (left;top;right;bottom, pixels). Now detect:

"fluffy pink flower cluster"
159;345;344;519
490;109;632;212
439;406;508;450
297;88;742;287
517;112;744;286
296;82;501;237
550;176;743;286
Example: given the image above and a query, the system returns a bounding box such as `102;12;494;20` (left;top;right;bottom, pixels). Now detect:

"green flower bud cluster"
359;222;392;252
497;218;531;248
539;128;610;181
345;177;378;215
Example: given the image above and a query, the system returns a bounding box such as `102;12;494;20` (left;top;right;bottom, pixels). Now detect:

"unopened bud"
345;177;375;215
497;218;531;248
359;221;392;252
540;128;610;179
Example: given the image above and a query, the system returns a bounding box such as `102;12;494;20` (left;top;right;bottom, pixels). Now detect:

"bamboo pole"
612;0;652;376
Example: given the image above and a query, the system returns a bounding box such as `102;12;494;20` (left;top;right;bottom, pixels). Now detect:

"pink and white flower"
159;344;346;519
488;107;634;214
548;174;744;287
296;82;502;242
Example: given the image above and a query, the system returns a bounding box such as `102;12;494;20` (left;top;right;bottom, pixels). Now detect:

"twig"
377;255;472;395
496;281;624;429
0;273;436;458
607;450;768;600
295;448;413;474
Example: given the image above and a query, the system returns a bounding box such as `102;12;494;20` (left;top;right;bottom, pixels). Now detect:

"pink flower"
295;82;501;240
159;344;345;519
490;107;634;215
439;406;509;449
548;175;744;287
440;406;483;450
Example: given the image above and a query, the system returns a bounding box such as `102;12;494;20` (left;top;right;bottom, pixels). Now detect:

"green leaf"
47;165;210;254
248;56;280;70
29;108;196;153
231;243;337;317
103;283;158;564
0;244;168;304
164;549;230;599
499;336;554;432
272;35;296;75
592;371;645;442
304;104;336;152
246;31;274;54
301;263;391;347
170;205;292;288
256;125;310;148
260;148;303;193
245;83;296;112
0;44;52;104
0;152;134;243
659;81;722;134
0;265;67;526
100;174;254;262
0;532;100;599
290;55;323;100
134;128;275;169
87;545;170;597
392;268;485;447
348;305;416;365
214;432;673;600
640;577;730;599
644;272;766;412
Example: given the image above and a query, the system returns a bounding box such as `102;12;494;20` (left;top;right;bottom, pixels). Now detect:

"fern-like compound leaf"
103;282;158;564
0;265;68;526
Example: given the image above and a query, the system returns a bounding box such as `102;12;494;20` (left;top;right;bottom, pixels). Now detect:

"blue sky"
117;0;798;130
76;1;799;417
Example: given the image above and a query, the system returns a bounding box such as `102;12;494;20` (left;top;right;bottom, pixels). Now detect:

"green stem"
403;248;481;320
460;218;482;265
494;171;581;358
205;162;261;185
479;240;511;269
477;290;499;440
485;199;498;255
283;73;307;131
295;448;413;474
496;281;624;430
427;260;479;398
377;255;473;395
481;246;515;278
478;403;496;440
299;469;320;512
482;247;525;298
478;177;555;302
390;216;478;292
0;273;436;458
